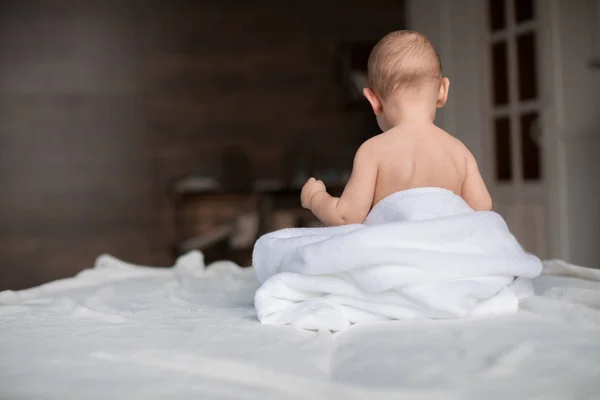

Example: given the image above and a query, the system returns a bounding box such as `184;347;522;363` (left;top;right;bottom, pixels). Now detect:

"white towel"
253;187;543;331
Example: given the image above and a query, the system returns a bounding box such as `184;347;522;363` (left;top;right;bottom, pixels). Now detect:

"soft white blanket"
253;187;543;331
2;253;600;399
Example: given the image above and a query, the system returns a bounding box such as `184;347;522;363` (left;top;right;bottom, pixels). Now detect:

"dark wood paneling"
0;0;404;290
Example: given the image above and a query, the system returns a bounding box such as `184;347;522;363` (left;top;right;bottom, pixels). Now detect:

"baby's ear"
363;88;383;115
437;77;450;108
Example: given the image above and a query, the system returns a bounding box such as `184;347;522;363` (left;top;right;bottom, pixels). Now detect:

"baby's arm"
306;144;377;226
461;152;492;211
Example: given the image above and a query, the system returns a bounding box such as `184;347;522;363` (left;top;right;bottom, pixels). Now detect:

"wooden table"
170;176;346;257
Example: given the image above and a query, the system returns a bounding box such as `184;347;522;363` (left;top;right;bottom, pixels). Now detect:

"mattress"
1;252;599;400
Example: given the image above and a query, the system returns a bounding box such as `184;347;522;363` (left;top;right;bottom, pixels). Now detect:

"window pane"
517;31;538;101
520;112;542;180
494;117;512;181
514;0;534;23
489;0;506;32
491;41;509;105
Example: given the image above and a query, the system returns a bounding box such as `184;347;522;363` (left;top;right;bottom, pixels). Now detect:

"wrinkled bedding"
0;252;599;399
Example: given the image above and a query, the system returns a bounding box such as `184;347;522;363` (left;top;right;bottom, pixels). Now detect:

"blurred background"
0;0;598;290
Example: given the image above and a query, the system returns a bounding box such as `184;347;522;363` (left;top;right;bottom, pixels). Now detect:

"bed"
1;251;599;400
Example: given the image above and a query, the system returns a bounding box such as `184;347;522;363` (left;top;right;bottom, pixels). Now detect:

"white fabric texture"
1;253;599;400
253;187;543;331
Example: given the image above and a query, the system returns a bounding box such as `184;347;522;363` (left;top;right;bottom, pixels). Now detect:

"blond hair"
367;30;443;100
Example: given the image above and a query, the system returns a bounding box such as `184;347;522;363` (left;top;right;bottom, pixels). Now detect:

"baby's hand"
300;178;327;209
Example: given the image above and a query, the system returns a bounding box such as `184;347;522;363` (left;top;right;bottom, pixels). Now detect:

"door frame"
476;0;566;260
537;0;569;261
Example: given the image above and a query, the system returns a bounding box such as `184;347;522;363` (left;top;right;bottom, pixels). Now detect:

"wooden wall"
0;0;405;290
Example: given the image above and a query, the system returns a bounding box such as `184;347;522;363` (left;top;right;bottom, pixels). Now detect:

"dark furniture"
170;176;346;265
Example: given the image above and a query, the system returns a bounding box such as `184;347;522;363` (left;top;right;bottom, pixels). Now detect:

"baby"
301;30;492;226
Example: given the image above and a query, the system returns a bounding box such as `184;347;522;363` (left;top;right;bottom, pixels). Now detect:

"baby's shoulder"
436;130;476;171
356;135;399;162
358;133;415;169
357;134;388;154
363;128;408;147
435;127;470;152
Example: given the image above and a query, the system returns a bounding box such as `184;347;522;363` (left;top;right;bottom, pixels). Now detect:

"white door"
483;0;549;259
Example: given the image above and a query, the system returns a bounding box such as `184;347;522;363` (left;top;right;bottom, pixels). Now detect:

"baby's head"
363;30;450;131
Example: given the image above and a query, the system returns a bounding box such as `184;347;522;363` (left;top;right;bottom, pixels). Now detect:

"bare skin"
301;123;492;227
370;124;480;204
300;30;492;227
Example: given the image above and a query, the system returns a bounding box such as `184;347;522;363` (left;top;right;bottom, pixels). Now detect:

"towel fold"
253;187;543;331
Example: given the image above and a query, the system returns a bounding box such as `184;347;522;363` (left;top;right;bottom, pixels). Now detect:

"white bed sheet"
1;252;599;400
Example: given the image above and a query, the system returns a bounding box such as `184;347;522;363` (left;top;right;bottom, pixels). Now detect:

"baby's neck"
383;96;437;129
386;108;436;129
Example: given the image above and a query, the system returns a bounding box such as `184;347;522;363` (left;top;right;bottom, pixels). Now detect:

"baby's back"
371;125;468;205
